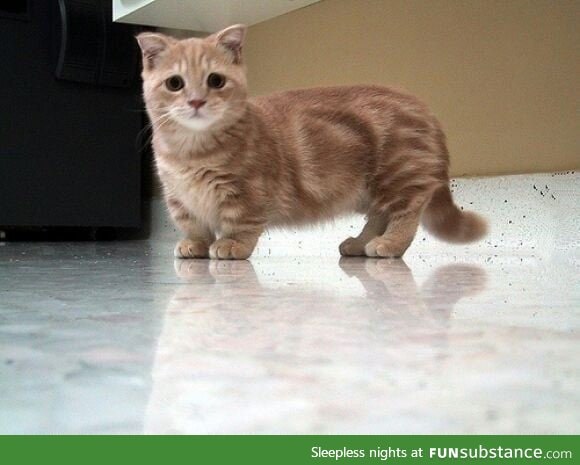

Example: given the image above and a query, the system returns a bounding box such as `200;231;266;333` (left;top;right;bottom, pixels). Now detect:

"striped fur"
137;25;487;260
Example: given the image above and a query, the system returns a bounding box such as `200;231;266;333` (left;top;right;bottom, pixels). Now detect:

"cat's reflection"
144;258;486;433
338;257;487;323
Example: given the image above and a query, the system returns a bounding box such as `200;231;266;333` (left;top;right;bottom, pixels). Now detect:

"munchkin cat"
137;25;486;260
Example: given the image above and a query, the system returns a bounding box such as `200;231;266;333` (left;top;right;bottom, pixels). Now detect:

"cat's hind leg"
339;215;388;256
364;194;431;258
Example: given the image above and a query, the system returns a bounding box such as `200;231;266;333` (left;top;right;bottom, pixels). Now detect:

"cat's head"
136;25;248;132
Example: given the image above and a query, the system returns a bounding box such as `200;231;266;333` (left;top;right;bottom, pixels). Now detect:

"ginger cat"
137;25;486;260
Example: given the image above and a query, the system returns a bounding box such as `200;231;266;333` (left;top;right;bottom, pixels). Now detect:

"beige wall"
245;0;579;176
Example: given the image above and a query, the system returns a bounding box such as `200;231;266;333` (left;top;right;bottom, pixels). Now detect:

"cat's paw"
174;239;209;259
364;238;406;258
209;238;252;260
339;237;366;256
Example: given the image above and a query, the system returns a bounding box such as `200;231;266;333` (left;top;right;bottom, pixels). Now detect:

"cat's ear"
136;32;175;70
212;24;247;64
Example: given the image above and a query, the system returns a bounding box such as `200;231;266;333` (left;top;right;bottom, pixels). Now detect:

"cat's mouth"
185;109;213;124
171;107;219;130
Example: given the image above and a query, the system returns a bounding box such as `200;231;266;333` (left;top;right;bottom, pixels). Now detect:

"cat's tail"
422;184;487;244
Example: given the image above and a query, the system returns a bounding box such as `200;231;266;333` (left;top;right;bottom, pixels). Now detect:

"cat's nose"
188;99;207;110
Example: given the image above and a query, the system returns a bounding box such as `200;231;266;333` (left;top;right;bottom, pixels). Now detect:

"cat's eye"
207;73;226;89
165;75;184;92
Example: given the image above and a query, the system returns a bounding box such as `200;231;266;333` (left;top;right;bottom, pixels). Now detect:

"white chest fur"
157;156;236;231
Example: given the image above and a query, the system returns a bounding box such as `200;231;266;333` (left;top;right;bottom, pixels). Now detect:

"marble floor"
0;235;578;434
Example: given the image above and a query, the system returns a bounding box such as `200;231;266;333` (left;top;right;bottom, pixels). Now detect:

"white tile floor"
0;173;579;434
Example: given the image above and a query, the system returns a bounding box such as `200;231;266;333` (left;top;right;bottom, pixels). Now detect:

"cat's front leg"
174;238;211;259
210;222;264;260
167;197;215;259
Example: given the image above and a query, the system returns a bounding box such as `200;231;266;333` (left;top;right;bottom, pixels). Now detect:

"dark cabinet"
0;1;144;234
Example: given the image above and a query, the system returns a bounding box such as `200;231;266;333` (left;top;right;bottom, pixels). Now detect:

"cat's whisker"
136;111;173;151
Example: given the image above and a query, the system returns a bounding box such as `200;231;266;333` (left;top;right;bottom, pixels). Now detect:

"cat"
137;24;487;260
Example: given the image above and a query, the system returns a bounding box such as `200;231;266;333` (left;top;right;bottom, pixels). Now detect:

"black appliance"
0;0;144;238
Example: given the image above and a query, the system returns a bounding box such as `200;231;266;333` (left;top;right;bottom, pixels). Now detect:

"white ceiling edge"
112;0;321;32
113;0;156;22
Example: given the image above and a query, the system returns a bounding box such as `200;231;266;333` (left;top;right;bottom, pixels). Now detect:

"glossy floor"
0;237;578;434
